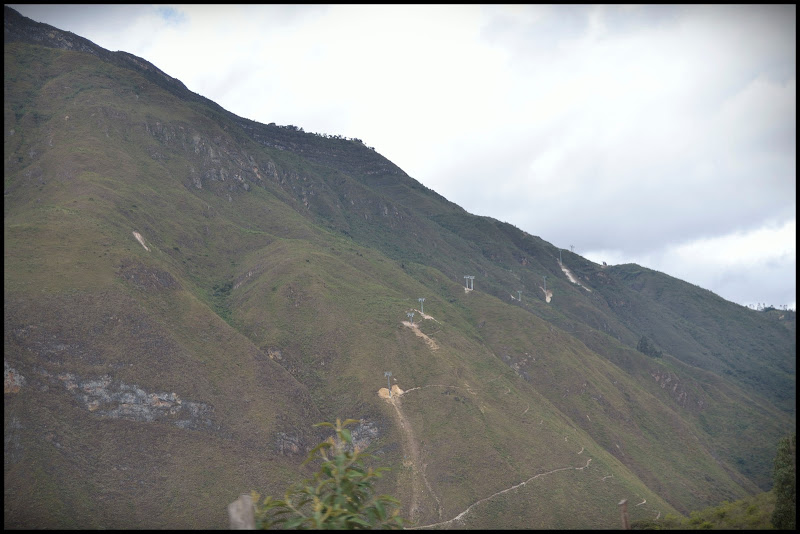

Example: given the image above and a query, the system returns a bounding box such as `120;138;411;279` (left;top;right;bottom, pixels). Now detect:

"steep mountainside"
4;7;795;529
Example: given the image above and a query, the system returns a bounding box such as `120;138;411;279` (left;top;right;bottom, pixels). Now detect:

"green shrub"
636;335;662;358
252;419;406;529
688;511;703;525
771;433;796;530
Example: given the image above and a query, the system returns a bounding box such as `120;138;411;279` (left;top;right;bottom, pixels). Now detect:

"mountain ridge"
4;6;795;529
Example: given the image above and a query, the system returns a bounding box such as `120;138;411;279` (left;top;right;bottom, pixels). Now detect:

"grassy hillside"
4;8;795;529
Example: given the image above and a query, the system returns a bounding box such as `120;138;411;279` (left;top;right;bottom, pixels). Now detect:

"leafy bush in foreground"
252;419;405;529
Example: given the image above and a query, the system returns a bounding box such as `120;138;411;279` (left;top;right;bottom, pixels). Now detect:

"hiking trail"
379;304;660;527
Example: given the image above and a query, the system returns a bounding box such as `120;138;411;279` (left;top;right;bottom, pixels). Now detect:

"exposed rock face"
118;260;181;291
48;370;218;431
274;419;380;457
142;118;271;196
235;119;406;177
650;370;704;410
349;419;380;451
275;431;306;456
4;361;26;394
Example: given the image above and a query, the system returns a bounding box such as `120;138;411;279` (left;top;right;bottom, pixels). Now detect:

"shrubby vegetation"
251;419;406;530
771;433;796;530
631;492;776;530
268;122;371;147
631;433;796;530
636;335;663;358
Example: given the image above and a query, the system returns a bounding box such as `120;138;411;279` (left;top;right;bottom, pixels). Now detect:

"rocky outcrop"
48;370;218;431
275;431;306;455
650;369;704;411
118;259;181;291
235;119;406;177
142;118;270;196
348;419;380;451
4;361;26;394
274;419;379;457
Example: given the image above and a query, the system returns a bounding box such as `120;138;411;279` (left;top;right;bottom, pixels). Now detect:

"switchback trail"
379;382;661;529
384;311;660;528
409;459;592;530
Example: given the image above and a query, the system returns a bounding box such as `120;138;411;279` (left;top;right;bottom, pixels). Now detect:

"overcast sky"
10;4;796;310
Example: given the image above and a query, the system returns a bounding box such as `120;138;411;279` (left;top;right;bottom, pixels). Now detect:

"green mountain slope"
4;7;795;529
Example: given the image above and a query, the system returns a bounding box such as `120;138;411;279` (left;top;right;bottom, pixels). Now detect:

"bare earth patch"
378;384;405;399
132;231;150;251
540;286;553;303
560;263;592;292
402;321;439;351
414;309;440;324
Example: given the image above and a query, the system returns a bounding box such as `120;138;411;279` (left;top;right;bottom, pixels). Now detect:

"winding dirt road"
378;384;443;523
382;311;657;528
